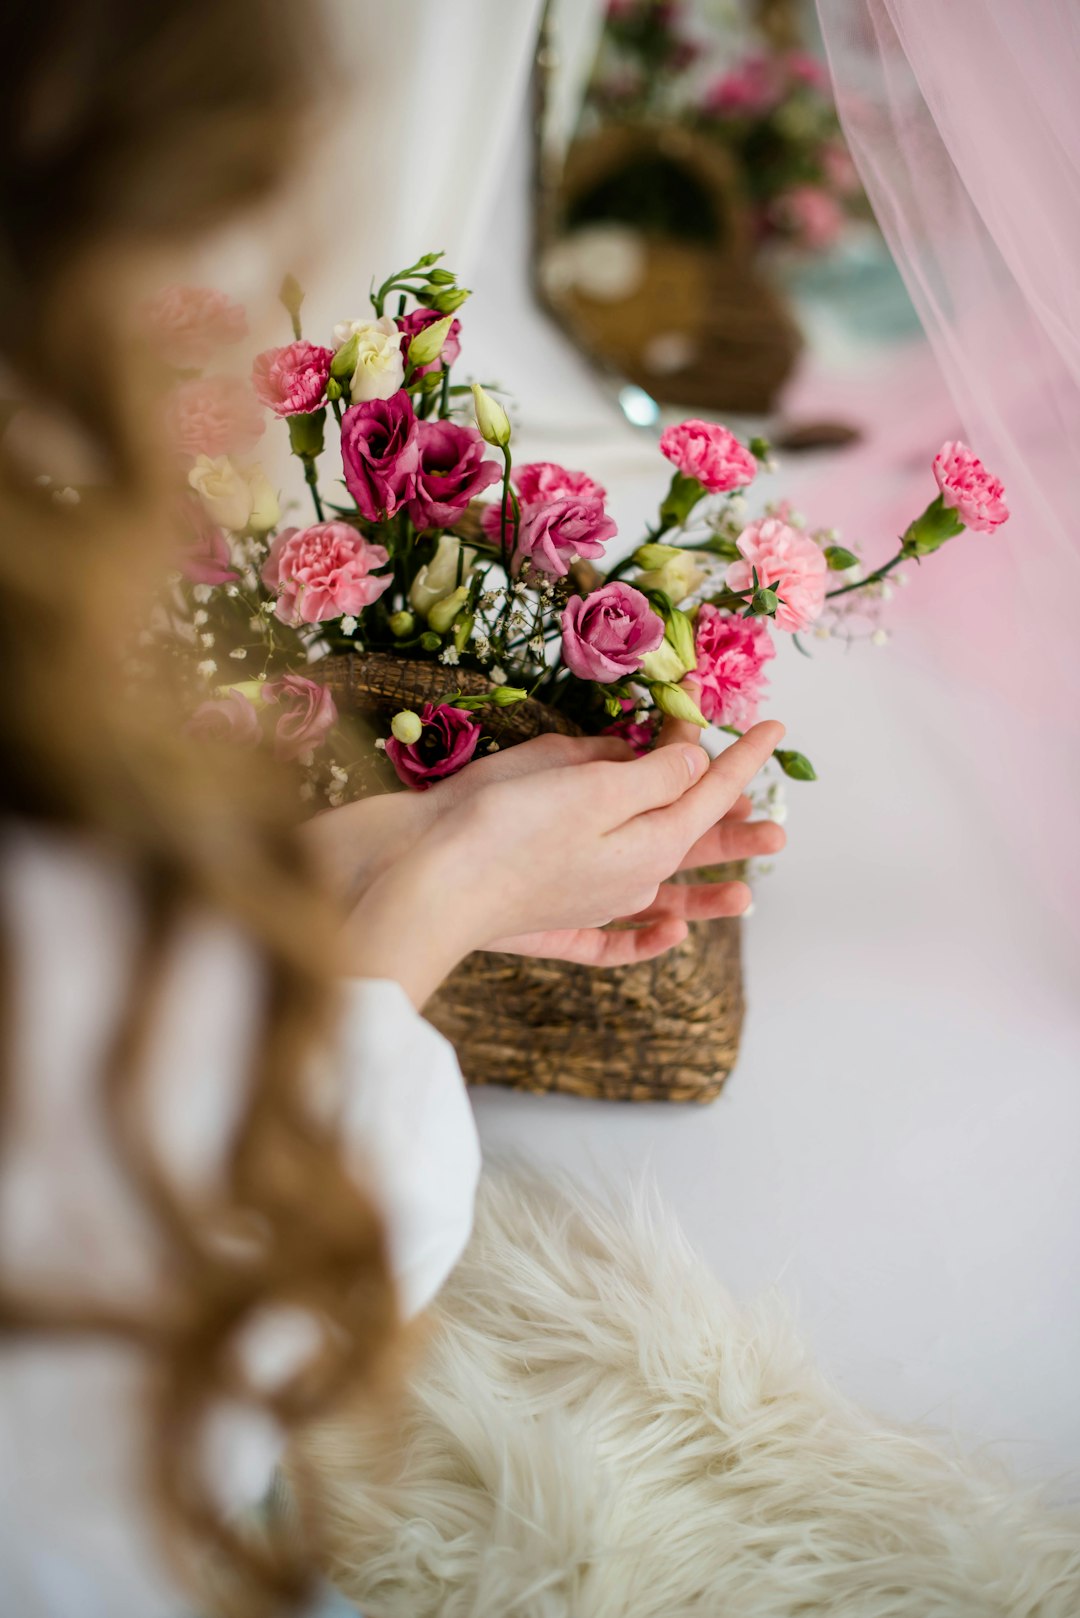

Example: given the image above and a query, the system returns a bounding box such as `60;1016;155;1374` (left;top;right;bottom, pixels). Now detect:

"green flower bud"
390;710;423;745
278;274;304;336
453;612;475;654
642;640;691;683
407;314;454;370
429;286;470;314
748;435;771;461
901;493;966;557
651;681;707;728
425;266;458;285
824;544;859;571
492;685;528;706
471;382;511;448
775;748;817;781
326;376;343;403
330;332;360;380
388;609;416;637
427;585;469;634
419;631;442;652
287;409;325;459
633;542;683;570
664;605;698;670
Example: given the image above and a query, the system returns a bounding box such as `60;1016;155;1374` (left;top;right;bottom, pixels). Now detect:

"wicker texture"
321;653;745;1103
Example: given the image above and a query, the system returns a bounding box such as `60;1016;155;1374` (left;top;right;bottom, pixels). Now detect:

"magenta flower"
261;522;391;625
261;673;337;762
701;54;778;117
726;517;828;634
186;689;261;748
560;582;665;683
773;185;845;251
659;420;757;493
166;375;265;460
385;702;482;791
252;341;333;416
143;284;248;369
482;460;608;547
340;393;420;522
515;496;617;577
396;309;462;377
932;441;1009;534
406;420;500;530
692;604;775;728
602;710;656;756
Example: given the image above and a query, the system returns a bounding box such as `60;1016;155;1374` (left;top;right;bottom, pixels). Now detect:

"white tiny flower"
34;473;52;488
340;615;358;636
229;648;247;660
896;571;909;587
529;636;545;655
299;781;316;802
53;486;80;506
490;666;507;685
197;660;217;679
374;737;387;751
487;741;500;753
814;625;831;640
439;646;460;666
768;802;788;825
241;570;257;592
327;790;344;807
764;456;779;474
226;585;240;598
871;629;889;647
193;610;209;627
249;617;262;632
200;632;215;648
329;764;348;784
742;900;756;918
193;584;213;604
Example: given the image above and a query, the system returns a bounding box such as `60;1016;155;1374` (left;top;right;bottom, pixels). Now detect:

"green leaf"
775;748;817;782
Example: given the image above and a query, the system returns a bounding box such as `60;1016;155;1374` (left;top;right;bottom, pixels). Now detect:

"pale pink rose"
251;341;333;417
932;441;1010;534
482;460;608;546
180;517;237;586
262;522;391;625
261;674;337;762
692;604;775;728
143;285;248;369
186;689;261;749
774;185;845;251
726;517;828;633
659;419;757;493
166;375;265;460
514;496;617;577
560;582;665;683
385;702;481;791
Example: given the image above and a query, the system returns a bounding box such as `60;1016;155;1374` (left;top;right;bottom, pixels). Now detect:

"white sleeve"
336;979;480;1320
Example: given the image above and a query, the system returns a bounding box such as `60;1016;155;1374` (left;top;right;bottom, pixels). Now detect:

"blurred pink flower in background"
659;419;757;493
727;517;828;633
822;139;861;197
561;582;665;682
933;441;1010;533
179;502;237;585
143;285;247;369
185;688;261;749
785;51;830;91
252;342;333;416
701;54;778;116
774;185;845;251
262;522;390;625
691;604;775;728
385;702;482;790
166;375;265;460
262;674;338;762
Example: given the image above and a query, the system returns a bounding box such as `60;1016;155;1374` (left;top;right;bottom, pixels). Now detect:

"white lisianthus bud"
636;552;706;605
332;315;404;403
390;710;423;745
641;639;691;683
663;606;698;671
387;609;416;637
244;465;280;534
188;455;254;532
471;383;511;447
427;585;470;634
228;679;266;707
651;680;707;727
406;315;454;370
633;542;683;570
409;534;477;616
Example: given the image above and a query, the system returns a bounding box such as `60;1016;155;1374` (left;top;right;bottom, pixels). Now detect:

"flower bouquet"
159;257;1008;1100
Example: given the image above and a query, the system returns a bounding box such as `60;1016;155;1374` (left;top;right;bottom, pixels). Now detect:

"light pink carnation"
261;674;337;762
691;604;775;728
186;689;261;749
932;441;1009;534
262;522;391;625
726;517;828;633
143;285;248;369
166;375;265;460
482;460;608;546
659;419;757;493
252;342;333;417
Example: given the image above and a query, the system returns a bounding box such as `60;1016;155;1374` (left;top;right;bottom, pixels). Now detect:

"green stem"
302;458;324;522
825;550;904;601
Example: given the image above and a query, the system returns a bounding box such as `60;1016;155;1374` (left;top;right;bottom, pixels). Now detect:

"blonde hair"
0;3;397;1611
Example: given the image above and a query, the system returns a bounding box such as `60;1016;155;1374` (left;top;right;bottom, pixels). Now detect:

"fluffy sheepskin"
294;1169;1080;1617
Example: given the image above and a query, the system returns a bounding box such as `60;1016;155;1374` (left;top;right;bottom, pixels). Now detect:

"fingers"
492;919;689;966
679;816;785;871
725;794;754;823
627;879;752;923
654;714;704;752
636;721;784;852
596;740;708;819
433;732;633;803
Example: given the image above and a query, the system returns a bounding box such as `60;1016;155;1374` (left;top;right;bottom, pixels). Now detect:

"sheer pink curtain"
815;0;1080;928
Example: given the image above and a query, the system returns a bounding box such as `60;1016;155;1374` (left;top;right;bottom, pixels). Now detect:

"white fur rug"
296;1169;1080;1617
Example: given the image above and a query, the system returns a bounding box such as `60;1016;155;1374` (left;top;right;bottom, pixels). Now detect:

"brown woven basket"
320;652;745;1103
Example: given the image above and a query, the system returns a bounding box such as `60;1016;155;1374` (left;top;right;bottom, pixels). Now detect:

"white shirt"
0;830;480;1616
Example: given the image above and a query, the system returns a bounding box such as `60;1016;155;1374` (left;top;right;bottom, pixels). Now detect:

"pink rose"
659;420;757;493
180;504;237;585
407;420;500;530
932;441;1009;534
514;496;617;577
692;604;775;728
396;310;462;377
560;582;665;683
186;689;261;749
252;341;333;416
340;393;420;522
482;460;608;546
143;285;248;369
262;522;391;626
774;185;845;251
385;702;482;791
726;517;828;633
261;673;337;762
166;375;265;460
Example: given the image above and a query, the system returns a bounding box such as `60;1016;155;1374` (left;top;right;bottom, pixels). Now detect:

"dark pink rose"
560;582;665;683
384;702;482;791
407;420;500;530
932;441;1009;533
692;604;775;728
701;54;778;117
261;522;391;625
396;309;462;377
482;460;609;546
166;375;265;460
261;673;337;762
185;689;261;748
252;341;333;416
514;496;617;577
659;419;757;493
340;393;420;522
143;285;248;369
178;497;237;585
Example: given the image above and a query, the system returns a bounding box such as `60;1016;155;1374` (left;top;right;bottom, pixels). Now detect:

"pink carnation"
482;460;608;547
560;582;665;684
385;702;482;791
774;185;845;251
252;342;333;417
166;375;265;460
692;604;775;728
186;689;261;749
396;310;462;377
932;441;1009;534
261;674;337;762
726;517;828;633
261;522;391;626
659;419;757;493
514;496;617;577
143;285;248;369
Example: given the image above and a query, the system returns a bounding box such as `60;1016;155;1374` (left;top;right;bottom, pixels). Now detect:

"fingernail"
681;746;707;779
